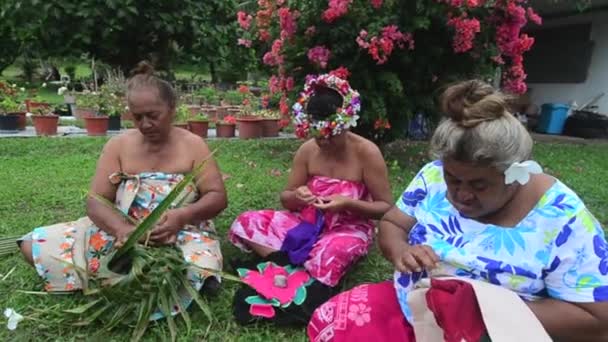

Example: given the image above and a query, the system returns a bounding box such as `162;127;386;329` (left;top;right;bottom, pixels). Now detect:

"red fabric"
307;281;414;342
426;278;487;342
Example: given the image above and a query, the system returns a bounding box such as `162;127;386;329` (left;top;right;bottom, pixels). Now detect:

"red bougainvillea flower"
329;66;351;80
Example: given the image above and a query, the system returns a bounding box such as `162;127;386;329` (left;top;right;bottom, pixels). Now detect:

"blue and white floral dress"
394;161;608;321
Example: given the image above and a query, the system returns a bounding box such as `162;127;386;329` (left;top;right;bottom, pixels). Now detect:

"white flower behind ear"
504;160;543;185
4;308;24;331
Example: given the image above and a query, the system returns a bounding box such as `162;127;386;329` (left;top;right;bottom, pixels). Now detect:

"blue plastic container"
537;103;570;134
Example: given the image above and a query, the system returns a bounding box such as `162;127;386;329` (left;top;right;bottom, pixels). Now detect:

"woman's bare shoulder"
350;133;383;159
295;138;318;158
103;129;139;152
178;130;213;157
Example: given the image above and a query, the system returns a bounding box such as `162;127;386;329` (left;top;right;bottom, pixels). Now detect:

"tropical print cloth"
22;172;222;311
308;281;414;342
229;176;374;286
394;160;608;322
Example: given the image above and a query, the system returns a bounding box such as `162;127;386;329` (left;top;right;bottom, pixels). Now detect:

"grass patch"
0;138;606;341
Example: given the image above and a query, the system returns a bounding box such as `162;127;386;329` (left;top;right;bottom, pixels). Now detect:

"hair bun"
440;80;508;128
130;61;155;77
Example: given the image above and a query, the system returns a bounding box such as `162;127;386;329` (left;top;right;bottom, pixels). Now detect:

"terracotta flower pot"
216;123;236;138
261;119;280;137
15;112;27;130
25;100;50;113
237;116;263;139
32;115;59;136
84;116;109;136
188;120;209;138
75;108;96;120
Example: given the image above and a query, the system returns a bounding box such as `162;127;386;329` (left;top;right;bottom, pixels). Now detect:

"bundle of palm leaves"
2;157;237;341
65;244;211;341
0;236;19;257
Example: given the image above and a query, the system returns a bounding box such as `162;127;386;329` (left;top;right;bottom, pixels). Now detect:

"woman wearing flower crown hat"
307;80;608;342
228;74;393;324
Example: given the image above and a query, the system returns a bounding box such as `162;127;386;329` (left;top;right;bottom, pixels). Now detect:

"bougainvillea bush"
237;0;542;141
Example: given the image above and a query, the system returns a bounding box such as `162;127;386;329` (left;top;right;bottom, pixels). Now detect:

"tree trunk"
209;62;217;84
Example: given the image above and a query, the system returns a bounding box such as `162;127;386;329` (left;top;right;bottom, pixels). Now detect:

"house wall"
527;10;608;113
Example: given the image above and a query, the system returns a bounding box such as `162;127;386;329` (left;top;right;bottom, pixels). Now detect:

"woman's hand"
113;224;135;248
313;195;352;212
295;185;317;205
149;208;190;245
390;241;440;273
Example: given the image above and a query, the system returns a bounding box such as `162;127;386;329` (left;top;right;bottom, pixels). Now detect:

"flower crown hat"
292;74;361;139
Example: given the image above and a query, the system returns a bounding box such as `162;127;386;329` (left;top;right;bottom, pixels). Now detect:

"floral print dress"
394;161;608;322
23;172;222;298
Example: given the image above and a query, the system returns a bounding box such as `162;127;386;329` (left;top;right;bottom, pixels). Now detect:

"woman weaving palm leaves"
16;61;227;336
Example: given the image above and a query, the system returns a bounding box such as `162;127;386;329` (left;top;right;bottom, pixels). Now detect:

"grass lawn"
0;138;606;341
2;62;211;85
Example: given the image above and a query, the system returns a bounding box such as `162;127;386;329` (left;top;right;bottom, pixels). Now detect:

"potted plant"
0;97;23;132
174;104;190;129
99;86;124;131
188;113;210;138
74;91;99;119
234;85;263;139
216;115;237;138
257;109;281;137
84;114;109;136
223;89;246;107
31;107;59;136
197;87;220;106
77;92;109;136
0;83;28;130
25;96;51;118
237;112;263;139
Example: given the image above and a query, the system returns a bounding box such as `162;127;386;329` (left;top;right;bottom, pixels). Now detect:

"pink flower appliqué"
241;262;311;305
347;303;371;326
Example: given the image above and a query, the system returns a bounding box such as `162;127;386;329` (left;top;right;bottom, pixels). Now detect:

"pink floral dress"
229;176;374;286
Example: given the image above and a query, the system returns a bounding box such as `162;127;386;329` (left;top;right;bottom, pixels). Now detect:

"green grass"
3;62;212;84
35;87;64;106
1;65;22;80
0;138;607;341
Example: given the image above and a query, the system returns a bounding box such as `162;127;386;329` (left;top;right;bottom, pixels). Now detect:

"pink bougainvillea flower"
307;46;331;68
237;38;252;48
237;11;253;30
